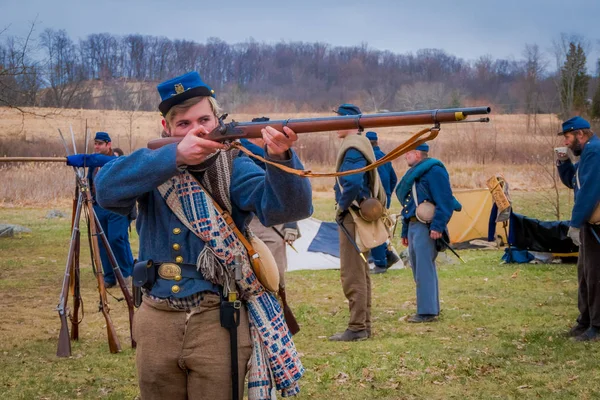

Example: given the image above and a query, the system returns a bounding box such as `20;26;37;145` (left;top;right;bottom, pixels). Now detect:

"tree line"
1;27;599;119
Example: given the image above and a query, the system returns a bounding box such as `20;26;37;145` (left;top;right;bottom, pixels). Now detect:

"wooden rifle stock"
147;106;491;149
278;286;300;335
70;230;81;340
93;211;136;348
84;190;122;354
57;192;84;357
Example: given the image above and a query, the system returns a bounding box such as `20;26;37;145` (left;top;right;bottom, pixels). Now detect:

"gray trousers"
408;221;440;315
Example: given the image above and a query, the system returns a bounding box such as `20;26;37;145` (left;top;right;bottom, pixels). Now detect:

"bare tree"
39;28;90;108
0;21;41;109
522;44;547;131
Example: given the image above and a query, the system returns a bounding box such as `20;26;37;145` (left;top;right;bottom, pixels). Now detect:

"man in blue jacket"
329;104;381;342
365;131;399;274
67;132;134;288
556;116;600;341
95;71;312;399
396;143;460;323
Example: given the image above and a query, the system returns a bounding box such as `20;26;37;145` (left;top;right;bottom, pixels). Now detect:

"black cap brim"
158;86;213;115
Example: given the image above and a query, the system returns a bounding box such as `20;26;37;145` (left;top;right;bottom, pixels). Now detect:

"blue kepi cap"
94;132;111;142
334;103;362;116
365;131;378;141
558;116;590;135
415;143;429;152
157;71;216;116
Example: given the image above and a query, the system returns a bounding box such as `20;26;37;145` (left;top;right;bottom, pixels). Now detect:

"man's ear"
161;118;168;133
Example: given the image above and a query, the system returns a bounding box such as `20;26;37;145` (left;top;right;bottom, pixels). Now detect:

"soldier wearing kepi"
396;142;460;323
556;116;600;341
90;132;134;287
365;131;399;274
329;104;385;342
95;71;312;399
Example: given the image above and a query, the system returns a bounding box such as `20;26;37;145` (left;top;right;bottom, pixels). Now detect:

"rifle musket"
147;106;491;150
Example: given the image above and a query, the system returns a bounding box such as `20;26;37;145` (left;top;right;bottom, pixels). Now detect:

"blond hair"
164;96;222;130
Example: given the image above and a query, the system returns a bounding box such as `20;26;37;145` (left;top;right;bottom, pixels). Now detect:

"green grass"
1;191;597;399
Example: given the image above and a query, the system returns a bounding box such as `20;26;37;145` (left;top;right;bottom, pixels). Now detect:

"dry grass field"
2;107;597;399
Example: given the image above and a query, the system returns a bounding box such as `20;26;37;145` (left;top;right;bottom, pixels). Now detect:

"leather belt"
155;262;203;280
133;260;204;289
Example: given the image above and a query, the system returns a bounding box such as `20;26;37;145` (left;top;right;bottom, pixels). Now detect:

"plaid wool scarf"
157;151;304;399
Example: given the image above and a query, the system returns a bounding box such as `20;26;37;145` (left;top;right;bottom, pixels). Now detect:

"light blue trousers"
408;221;439;315
94;204;134;284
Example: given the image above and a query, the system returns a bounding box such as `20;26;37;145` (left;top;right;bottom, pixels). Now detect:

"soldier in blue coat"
556;116;600;341
67;132;134;288
329;104;382;342
396;143;460;323
95;71;312;399
365;131;399;274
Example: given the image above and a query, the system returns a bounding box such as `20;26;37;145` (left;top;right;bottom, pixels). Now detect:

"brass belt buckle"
157;263;182;280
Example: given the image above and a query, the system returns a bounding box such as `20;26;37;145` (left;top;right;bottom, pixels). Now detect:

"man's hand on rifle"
176;126;227;167
283;227;299;244
262;126;297;160
430;230;443;240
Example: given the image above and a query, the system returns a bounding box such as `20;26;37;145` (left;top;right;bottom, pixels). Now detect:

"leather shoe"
574;326;600;342
328;329;369;342
370;266;388;274
386;249;400;268
566;323;588;337
407;314;437;323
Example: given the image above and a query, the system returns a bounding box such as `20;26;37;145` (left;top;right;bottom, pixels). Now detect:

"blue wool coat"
569;135;600;228
398;161;455;238
334;148;371;211
373;146;398;208
95;143;313;298
557;159;578;198
240;139;266;170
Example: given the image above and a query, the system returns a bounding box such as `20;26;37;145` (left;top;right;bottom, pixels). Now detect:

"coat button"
175;256;183;263
172;243;181;251
173;228;181;235
174;275;182;281
171;285;180;293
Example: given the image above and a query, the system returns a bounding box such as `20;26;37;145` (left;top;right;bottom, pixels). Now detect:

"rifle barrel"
0;157;67;162
148;106;491;149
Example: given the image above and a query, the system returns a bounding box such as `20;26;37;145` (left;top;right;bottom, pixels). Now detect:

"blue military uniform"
67;147;134;286
396;144;459;318
365;131;398;269
329;103;376;341
557;116;600;340
95;71;313;399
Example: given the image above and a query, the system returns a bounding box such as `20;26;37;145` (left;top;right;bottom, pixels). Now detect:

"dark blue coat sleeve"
229;151;313;227
557;160;576;189
570;151;600;228
389;167;398;197
427;165;455;233
95;144;181;215
336;148;367;211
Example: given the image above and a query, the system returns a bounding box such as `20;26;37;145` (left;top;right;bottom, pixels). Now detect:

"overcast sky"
1;0;599;72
